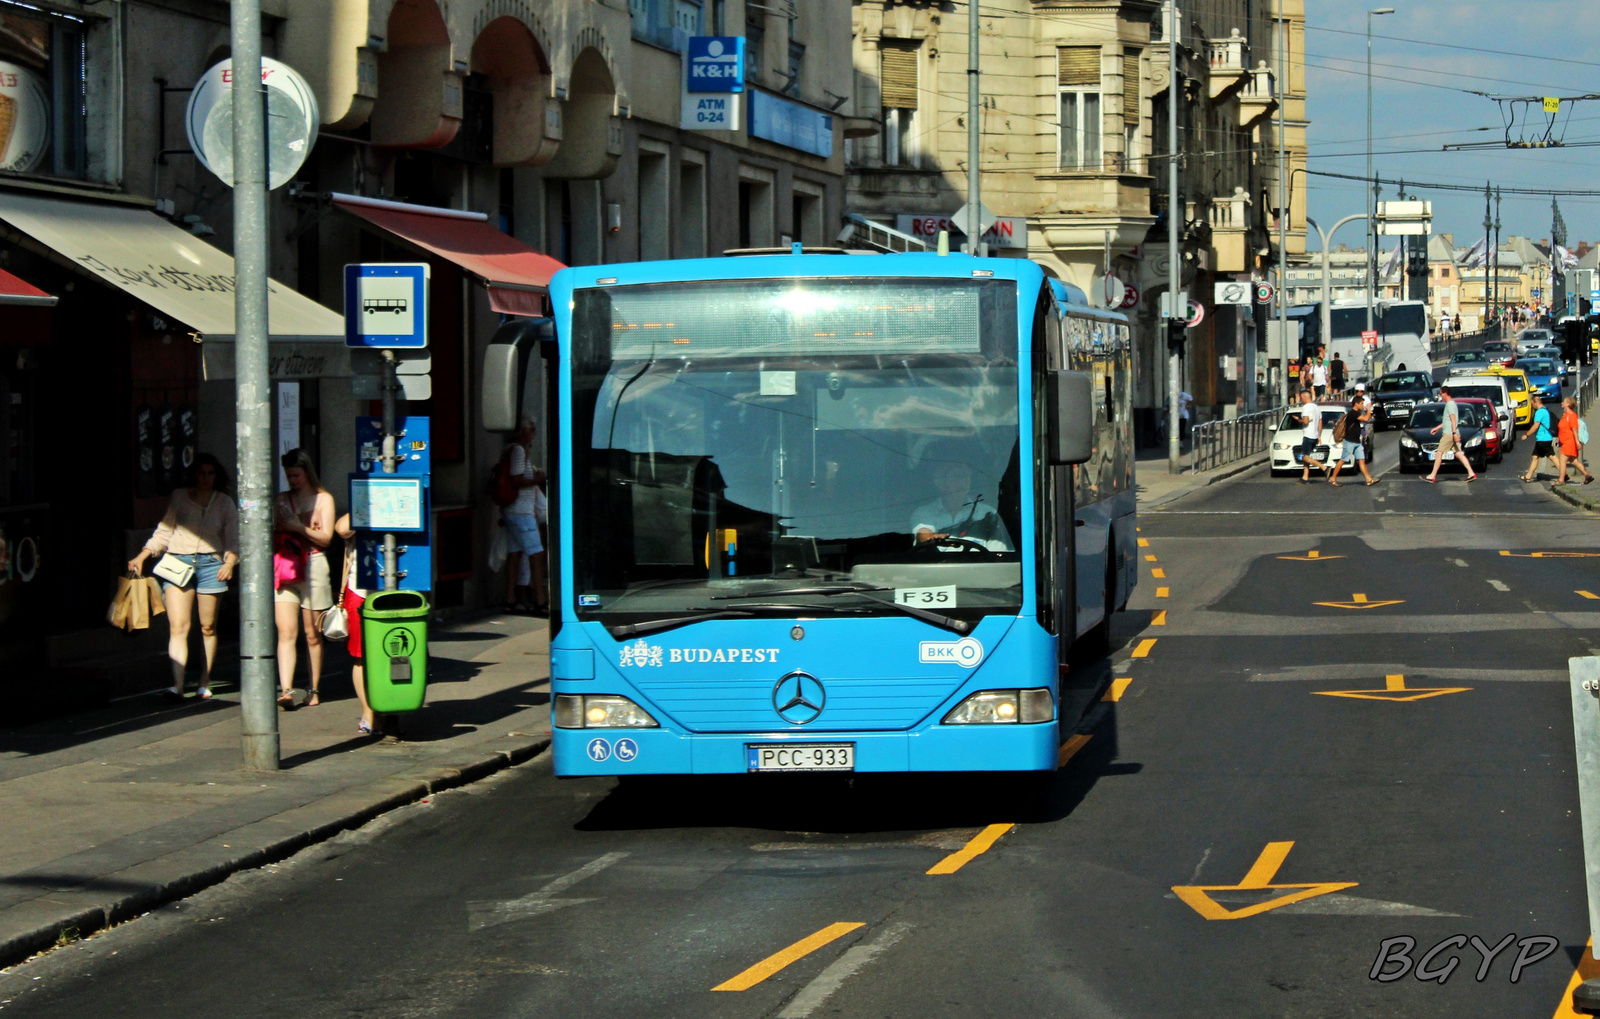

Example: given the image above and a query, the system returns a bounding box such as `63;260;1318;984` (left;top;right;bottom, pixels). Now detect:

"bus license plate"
747;744;855;772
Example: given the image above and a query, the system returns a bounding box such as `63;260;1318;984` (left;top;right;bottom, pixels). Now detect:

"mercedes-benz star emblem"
772;671;826;725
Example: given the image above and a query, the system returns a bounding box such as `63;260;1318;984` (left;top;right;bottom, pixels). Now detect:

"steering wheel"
913;536;993;555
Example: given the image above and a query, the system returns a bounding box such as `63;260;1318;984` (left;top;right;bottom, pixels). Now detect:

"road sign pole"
230;0;279;771
381;348;400;591
1167;0;1182;475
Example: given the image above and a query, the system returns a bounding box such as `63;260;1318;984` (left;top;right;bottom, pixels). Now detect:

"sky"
1301;0;1600;255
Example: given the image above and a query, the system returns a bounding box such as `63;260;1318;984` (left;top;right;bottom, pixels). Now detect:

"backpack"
487;447;519;508
1582;418;1591;446
1332;413;1350;444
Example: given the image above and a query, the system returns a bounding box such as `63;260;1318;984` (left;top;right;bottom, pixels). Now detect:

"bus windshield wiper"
712;584;971;635
605;603;832;639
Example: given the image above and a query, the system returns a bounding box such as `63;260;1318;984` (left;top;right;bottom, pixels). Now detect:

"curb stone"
0;736;551;971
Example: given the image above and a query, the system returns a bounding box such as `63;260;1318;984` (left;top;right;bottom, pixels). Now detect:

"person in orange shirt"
1556;396;1594;485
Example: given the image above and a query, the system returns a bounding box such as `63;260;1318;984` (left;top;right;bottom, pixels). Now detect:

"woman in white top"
127;454;239;700
274;448;336;708
502;417;549;615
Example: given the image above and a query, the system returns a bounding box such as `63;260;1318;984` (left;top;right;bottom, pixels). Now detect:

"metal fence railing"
1579;363;1599;417
1432;322;1503;362
1189;406;1284;474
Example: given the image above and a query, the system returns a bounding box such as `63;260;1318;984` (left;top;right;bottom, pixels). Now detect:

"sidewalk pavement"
1135;443;1267;510
1545;380;1600;512
0;612;552;969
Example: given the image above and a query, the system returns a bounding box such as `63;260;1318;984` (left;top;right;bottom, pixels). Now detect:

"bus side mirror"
482;317;553;432
1046;370;1093;465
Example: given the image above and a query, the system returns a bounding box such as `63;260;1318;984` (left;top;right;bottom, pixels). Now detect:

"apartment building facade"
845;0;1308;433
0;0;852;684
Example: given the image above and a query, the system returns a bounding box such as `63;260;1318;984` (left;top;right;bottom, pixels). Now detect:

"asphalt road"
3;438;1597;1019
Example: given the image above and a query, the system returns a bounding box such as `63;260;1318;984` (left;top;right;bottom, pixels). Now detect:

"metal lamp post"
1365;7;1394;339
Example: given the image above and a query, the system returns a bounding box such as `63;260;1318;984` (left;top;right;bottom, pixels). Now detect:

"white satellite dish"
186;57;319;191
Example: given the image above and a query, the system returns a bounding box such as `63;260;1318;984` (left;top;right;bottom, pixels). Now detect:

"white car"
1517;328;1556;356
1269;403;1372;477
1440;372;1515;450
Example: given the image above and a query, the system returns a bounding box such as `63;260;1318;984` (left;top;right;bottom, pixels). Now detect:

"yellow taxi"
1482;365;1532;426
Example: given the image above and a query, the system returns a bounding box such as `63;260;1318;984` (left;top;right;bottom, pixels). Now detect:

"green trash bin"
362;590;430;713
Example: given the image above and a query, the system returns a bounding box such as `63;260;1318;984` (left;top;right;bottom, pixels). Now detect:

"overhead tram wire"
1307;167;1600;198
1305;23;1600;71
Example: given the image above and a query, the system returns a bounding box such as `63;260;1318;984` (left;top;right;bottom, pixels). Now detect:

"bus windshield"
568;277;1024;626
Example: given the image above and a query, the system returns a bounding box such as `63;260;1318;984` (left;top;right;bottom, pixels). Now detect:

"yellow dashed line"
1058;733;1093;765
1151;610;1167;626
1138;538;1150;547
1151;568;1165;579
1156;586;1169;598
1145;554;1158;562
927;823;1016;875
1102;678;1132;702
1131;638;1158;658
713;922;865;991
1579;590;1600;600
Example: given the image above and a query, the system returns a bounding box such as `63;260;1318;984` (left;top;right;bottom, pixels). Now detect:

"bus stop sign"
345;263;429;348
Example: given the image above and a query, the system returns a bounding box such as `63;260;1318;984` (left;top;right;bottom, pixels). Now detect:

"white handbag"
151;554;195;588
320;551;352;641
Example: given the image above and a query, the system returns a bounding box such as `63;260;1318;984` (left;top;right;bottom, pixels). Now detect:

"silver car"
1517;328;1555;356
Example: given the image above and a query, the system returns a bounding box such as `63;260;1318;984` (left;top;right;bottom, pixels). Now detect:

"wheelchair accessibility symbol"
586;737;611;762
615;738;639;762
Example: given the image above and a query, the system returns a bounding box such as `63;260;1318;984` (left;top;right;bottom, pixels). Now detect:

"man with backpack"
1327;395;1378;486
1556;396;1594;485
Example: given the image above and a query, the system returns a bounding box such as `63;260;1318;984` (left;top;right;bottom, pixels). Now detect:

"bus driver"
911;458;1012;551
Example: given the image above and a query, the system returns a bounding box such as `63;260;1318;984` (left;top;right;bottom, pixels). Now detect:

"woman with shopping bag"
127;454;238;699
274;449;336;708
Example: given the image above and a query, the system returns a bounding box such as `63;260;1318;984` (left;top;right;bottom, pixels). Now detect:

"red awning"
0;268;56;307
331;193;564;317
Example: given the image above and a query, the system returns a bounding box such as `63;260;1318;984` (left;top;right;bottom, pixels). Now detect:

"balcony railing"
1208;30;1247;74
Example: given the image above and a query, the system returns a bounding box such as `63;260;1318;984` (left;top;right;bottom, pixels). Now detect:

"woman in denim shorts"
128;454;239;700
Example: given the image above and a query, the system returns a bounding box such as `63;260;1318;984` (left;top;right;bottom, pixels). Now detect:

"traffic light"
1166;319;1187;350
1406;249;1428;276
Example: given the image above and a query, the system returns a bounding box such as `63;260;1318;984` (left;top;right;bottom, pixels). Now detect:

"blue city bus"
483;252;1135;775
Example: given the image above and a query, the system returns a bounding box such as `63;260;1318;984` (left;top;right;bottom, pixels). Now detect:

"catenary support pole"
967;0;980;255
1167;0;1182;474
231;0;279;770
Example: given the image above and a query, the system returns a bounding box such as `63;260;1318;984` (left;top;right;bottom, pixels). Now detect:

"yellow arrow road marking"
1102;678;1132;702
1314;673;1471;702
927;823;1016;875
1171;841;1358;921
713;922;865;990
1277;550;1344;561
1314;592;1405;609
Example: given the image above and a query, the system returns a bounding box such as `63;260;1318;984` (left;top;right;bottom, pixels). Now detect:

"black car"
1366;370;1437;431
1397;402;1490;474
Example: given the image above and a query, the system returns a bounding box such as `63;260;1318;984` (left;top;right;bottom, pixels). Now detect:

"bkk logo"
918;637;985;667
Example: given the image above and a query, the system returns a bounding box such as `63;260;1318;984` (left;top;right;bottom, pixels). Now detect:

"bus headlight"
943;688;1054;724
554;694;659;728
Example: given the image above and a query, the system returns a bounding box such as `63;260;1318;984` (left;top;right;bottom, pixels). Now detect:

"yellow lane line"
1131;638;1158;658
1102;677;1133;702
1551;938;1600;1018
1058;733;1093;766
712;922;865;991
1151;610;1167;626
1579;590;1600;600
927;823;1016;875
1151;568;1166;579
1156;586;1169;597
1145;554;1158;562
1138;538;1149;547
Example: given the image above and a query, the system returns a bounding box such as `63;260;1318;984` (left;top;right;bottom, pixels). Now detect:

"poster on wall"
0;60;49;173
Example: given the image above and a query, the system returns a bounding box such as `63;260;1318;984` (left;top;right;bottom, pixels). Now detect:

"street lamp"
1366;7;1394;340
